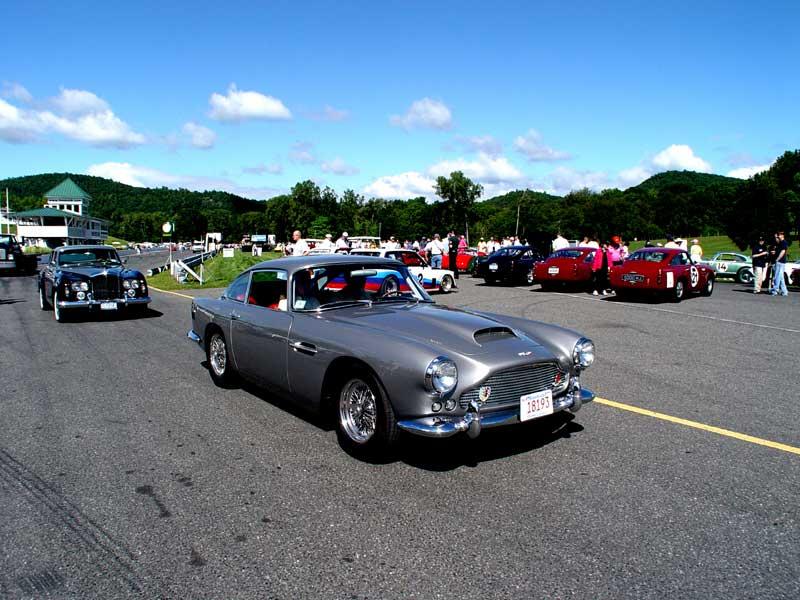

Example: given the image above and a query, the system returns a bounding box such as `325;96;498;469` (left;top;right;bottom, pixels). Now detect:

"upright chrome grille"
91;274;120;300
459;362;559;409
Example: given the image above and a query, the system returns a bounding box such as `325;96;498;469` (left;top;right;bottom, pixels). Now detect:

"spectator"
447;231;459;279
552;232;569;252
770;231;789;296
426;234;446;268
290;230;310;256
591;242;610;296
477;238;487;254
664;235;679;249
335;232;350;252
319;234;334;251
751;235;769;294
586;235;600;250
458;234;468;252
689;238;703;263
608;236;624;267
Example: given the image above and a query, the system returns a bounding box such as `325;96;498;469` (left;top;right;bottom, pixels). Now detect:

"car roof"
54;245;117;252
634;247;682;254
248;254;402;275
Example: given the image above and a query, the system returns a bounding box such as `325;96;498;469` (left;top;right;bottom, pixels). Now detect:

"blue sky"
1;0;798;199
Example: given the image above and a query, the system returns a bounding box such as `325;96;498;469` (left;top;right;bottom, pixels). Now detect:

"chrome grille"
91;274;120;300
459;362;560;409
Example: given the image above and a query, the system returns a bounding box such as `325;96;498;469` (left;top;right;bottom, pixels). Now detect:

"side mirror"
122;258;128;265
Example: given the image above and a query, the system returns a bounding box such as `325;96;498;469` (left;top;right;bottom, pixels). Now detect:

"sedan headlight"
573;337;595;369
123;280;131;289
70;281;89;291
424;357;458;395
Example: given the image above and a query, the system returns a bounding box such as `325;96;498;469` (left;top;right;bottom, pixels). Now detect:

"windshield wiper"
318;299;372;310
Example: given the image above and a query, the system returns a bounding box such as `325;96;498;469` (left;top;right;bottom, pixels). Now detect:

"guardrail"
146;249;216;278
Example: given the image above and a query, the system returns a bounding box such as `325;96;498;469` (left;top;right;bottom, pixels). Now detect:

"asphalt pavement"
0;267;798;599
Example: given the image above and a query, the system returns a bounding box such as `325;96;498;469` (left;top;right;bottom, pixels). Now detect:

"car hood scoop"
324;304;547;356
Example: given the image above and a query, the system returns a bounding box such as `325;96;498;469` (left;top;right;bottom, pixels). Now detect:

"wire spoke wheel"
209;334;227;377
339;379;378;444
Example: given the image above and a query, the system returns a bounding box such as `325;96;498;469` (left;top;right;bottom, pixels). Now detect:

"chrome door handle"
289;340;317;355
230;312;241;320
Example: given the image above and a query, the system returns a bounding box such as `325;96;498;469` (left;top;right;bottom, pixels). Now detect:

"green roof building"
44;177;92;216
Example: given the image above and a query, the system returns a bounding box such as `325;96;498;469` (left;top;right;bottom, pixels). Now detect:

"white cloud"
321;157;359;176
363;171;437;199
514;129;571;162
182;121;216;149
289;141;317;164
51;88;109;115
86;162;282;199
1;81;32;104
208;83;291;122
651;144;712;172
727;164;771;179
455;135;502;157
428;152;524;184
243;162;283;175
547;167;609;195
0;87;145;148
616;165;652;188
307;105;349;121
390;98;452;130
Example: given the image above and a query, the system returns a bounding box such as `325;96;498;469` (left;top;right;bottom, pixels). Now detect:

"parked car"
609;247;715;302
474;246;543;285
0;235;38;275
38;245;151;322
350;248;457;292
783;258;800;286
700;252;754;284
441;248;482;274
187;254;595;454
534;247;596;290
191;241;205;252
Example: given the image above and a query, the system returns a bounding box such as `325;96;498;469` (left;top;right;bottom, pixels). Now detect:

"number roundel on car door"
690;266;699;288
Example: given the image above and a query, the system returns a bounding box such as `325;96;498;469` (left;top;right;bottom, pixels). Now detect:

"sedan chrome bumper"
397;386;594;439
56;296;151;308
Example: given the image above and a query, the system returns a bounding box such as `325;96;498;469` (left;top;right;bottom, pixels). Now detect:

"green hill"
631;170;742;193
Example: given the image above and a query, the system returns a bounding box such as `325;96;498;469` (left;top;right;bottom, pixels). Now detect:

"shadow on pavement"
0;298;26;305
63;307;164;322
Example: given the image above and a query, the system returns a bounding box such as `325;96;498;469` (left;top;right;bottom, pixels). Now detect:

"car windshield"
489;247;521;258
291;263;431;312
627;250;668;263
58;248;122;266
0;235;17;245
550;249;584;259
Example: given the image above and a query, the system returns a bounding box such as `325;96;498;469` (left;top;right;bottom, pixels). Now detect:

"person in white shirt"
290;230;310;256
385;236;399;250
335;232;350;252
552;233;569;252
425;234;446;268
664;235;680;249
318;234;334;251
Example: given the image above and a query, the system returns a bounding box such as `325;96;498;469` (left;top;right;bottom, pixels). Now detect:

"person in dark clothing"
751;236;769;293
447;231;459;279
770;231;789;296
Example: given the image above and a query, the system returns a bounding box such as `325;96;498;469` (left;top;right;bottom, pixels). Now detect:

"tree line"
2;150;797;253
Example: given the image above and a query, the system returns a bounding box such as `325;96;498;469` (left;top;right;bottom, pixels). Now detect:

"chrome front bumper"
397;385;594;439
56;296;151;308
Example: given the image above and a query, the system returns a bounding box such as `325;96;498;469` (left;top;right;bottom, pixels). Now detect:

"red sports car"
442;248;482;273
534;247;596;290
609;247;715;302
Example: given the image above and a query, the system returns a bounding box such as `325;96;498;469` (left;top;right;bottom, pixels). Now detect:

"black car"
474;245;543;285
38;245;151;322
0;235;38;275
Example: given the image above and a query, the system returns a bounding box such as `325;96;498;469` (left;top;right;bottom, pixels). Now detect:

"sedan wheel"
526;269;534;285
737;269;754;284
673;280;685;302
39;285;50;310
207;331;236;387
53;291;68;322
701;277;714;297
337;373;398;453
440;275;454;293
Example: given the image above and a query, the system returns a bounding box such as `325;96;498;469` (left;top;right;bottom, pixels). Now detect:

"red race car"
534;247;596;290
609;247;715;302
442;248;482;273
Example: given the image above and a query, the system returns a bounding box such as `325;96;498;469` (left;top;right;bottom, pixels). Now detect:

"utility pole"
5;188;9;235
515;190;527;239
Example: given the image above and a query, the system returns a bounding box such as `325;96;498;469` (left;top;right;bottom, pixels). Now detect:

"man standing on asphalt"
290;230;310;256
751;235;769;293
552;232;569;252
770;231;789;296
690;239;703;263
335;231;350;252
448;231;459;279
426;234;445;268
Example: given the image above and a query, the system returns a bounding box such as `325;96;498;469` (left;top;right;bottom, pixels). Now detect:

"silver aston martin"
188;254;595;454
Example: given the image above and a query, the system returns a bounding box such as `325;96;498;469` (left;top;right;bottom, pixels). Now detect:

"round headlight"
71;281;88;291
131;280;140;289
127;289;136;297
123;280;131;289
425;357;458;395
573;338;595;369
77;291;86;300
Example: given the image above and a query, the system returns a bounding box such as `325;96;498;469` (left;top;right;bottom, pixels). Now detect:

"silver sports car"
188;255;595;454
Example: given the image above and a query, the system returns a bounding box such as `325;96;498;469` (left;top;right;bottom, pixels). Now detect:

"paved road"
0;271;798;598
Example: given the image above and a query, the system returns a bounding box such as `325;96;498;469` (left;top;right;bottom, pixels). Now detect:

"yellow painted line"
594;397;800;456
148;285;194;300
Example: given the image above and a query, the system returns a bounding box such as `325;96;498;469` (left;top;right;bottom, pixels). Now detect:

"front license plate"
100;302;118;310
520;389;553;422
489;263;498;271
548;266;559;275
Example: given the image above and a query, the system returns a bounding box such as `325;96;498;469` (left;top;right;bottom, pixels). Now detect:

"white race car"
350;248;457;292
